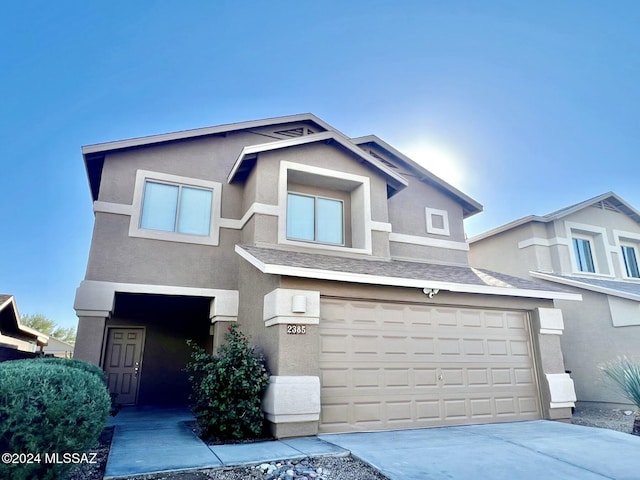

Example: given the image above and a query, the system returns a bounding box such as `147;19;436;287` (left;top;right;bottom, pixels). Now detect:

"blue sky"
2;2;640;329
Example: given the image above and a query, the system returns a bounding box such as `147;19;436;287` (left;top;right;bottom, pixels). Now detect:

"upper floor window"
130;170;222;246
141;181;213;236
287;193;343;245
572;236;595;273
621;244;640;278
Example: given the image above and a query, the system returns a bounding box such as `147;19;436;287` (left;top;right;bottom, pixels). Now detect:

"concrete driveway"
320;420;640;480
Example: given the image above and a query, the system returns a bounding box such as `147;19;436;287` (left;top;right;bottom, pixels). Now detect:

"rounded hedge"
0;359;111;480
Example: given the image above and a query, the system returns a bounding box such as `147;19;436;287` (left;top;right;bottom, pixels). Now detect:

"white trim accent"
565;221;616;277
371;221;392;233
277;161;373;255
531;271;639;302
517;237;570;249
93;201;133;216
228;131;408;188
236;246;582;301
129;170;223;246
218;203;280;230
612;229;640;280
425;207;450;236
389;232;469;251
263;288;320;327
262;376;321;424
74;280;239;318
536;307;565;335
545;373;576;409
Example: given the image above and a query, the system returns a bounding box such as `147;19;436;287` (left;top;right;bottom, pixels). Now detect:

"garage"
319;298;541;433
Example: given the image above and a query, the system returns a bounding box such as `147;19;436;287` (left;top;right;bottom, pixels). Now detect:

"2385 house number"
286;325;306;335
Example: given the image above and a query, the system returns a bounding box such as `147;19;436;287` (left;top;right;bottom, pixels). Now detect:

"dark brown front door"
104;328;145;405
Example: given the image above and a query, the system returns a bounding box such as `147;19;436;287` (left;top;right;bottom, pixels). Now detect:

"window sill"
278;238;371;255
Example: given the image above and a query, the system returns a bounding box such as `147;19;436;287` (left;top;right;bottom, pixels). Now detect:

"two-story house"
74;114;579;438
469;192;640;407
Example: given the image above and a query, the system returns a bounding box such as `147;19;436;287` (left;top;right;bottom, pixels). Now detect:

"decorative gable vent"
592;200;623;214
274;127;315;138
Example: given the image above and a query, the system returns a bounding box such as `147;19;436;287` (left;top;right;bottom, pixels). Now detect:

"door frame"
101;325;147;406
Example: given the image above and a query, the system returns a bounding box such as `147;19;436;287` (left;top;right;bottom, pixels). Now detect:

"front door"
104;328;145;405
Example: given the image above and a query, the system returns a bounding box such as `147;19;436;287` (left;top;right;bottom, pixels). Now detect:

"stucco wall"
469;223;543;278
555;288;640;405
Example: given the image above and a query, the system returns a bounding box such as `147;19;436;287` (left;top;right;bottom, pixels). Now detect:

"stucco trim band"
536;307;565;335
389;232;469;251
263;288;320;327
74;280;239;321
262;376;321;424
545;373;577;409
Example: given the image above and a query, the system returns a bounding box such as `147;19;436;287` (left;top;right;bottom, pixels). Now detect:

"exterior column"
532;307;577;421
74;316;107;365
261;288;321;438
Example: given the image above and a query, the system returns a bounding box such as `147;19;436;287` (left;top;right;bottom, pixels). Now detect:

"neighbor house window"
140;181;213;236
573;237;595;273
287;193;343;244
621;244;640;278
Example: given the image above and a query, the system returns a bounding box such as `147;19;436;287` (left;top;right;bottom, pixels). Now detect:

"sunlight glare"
402;141;465;188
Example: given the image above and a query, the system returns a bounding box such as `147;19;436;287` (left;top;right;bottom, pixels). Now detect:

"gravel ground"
571;405;637;433
68;406;638;480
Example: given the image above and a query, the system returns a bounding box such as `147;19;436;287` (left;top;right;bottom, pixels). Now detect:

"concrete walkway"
320;420;640;480
104;406;347;478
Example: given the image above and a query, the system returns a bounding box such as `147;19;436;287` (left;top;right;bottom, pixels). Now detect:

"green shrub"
0;359;111;480
601;357;640;408
37;357;107;382
186;324;270;441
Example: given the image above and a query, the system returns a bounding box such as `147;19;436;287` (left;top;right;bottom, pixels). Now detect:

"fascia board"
530;271;640;302
81;113;331;156
235;246;581;301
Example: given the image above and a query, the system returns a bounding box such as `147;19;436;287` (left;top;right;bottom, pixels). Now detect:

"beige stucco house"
74;114;580;438
0;295;48;356
469;192;640;407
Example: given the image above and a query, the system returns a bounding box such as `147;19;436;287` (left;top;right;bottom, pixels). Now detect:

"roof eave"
530;271;640;302
236;246;580;302
351;135;483;218
227;132;409;192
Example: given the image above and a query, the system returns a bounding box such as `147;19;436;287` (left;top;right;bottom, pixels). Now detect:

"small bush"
38;357;107;382
186;324;270;441
0;359;111;480
601;357;640;408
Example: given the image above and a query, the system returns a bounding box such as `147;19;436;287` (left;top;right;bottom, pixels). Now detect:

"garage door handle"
438;374;443;381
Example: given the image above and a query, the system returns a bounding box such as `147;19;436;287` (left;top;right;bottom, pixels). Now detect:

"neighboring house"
469;192;640;407
43;336;74;358
0;294;49;359
74;114;579;438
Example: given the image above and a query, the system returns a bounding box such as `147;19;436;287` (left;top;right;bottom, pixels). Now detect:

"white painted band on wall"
262;376;321;424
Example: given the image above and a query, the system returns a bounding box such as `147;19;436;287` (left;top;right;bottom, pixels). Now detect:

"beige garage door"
319;298;541;433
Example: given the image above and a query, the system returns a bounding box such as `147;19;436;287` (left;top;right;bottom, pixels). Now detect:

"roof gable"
0;295;49;346
227;131;409;196
82;113;334;201
352;135;482;218
469;192;640;243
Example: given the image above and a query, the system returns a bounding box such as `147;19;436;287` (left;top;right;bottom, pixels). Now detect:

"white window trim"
613;229;640;281
286;192;345;246
130;170;222;246
425;207;450;236
277;161;372;254
564;221;615;277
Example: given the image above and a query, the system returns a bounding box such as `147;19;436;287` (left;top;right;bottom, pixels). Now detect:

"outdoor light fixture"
423;288;440;298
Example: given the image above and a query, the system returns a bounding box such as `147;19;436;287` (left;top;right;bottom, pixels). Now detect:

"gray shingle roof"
240;246;571;295
533;272;640;300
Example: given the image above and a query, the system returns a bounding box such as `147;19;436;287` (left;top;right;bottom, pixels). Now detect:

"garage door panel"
319;300;541;433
